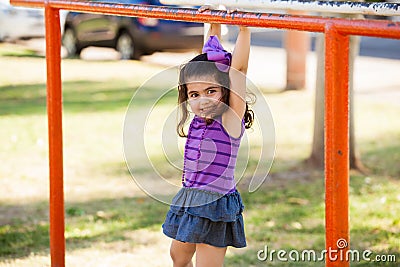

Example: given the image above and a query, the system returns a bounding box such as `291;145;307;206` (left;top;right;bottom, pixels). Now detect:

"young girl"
162;8;253;267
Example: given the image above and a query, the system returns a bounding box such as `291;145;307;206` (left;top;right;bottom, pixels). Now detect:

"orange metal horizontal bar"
10;0;400;39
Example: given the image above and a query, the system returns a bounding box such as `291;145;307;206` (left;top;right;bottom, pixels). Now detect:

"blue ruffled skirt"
162;187;246;248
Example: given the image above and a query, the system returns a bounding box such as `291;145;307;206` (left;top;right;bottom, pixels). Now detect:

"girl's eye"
189;93;198;98
207;89;216;94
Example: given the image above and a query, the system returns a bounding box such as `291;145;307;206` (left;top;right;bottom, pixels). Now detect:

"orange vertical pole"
45;3;65;267
324;24;350;267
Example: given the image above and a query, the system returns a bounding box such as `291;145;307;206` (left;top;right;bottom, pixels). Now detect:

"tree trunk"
307;22;365;171
307;33;325;169
348;34;366;171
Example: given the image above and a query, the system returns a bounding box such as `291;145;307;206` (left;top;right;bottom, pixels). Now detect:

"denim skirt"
162;187;246;248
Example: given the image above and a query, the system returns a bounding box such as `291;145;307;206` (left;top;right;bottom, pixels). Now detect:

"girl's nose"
199;97;210;107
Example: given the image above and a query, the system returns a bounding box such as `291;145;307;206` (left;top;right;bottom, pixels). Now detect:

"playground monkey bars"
9;0;400;266
162;0;400;16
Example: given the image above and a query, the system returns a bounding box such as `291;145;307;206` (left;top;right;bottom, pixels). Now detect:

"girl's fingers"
198;5;212;12
199;5;241;14
226;8;238;15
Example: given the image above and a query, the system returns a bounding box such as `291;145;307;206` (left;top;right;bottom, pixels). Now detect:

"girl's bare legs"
170;240;196;267
195;243;227;267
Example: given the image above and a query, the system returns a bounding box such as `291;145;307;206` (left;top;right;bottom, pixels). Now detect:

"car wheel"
116;31;141;60
62;27;81;58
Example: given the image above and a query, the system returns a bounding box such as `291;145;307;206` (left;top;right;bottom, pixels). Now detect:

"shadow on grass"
0;196;170;259
0;53;44;59
0;80;177;116
0;47;44;59
361;140;400;179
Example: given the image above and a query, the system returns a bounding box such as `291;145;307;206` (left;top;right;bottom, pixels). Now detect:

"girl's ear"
222;87;230;103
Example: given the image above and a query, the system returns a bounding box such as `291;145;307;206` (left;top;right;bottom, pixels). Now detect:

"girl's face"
186;82;223;119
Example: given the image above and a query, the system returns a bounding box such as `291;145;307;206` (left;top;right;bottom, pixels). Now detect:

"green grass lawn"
0;43;399;266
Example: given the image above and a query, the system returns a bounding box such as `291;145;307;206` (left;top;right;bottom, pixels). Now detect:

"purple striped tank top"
182;115;244;195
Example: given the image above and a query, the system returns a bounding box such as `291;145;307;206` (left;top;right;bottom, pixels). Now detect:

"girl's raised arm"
231;26;251;75
222;26;251;137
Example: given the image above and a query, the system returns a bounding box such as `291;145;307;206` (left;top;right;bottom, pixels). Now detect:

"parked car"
0;0;44;41
62;0;204;59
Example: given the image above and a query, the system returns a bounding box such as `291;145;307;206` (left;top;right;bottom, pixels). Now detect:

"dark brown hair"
177;54;254;137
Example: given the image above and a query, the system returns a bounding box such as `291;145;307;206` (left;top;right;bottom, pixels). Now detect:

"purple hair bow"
202;35;232;72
